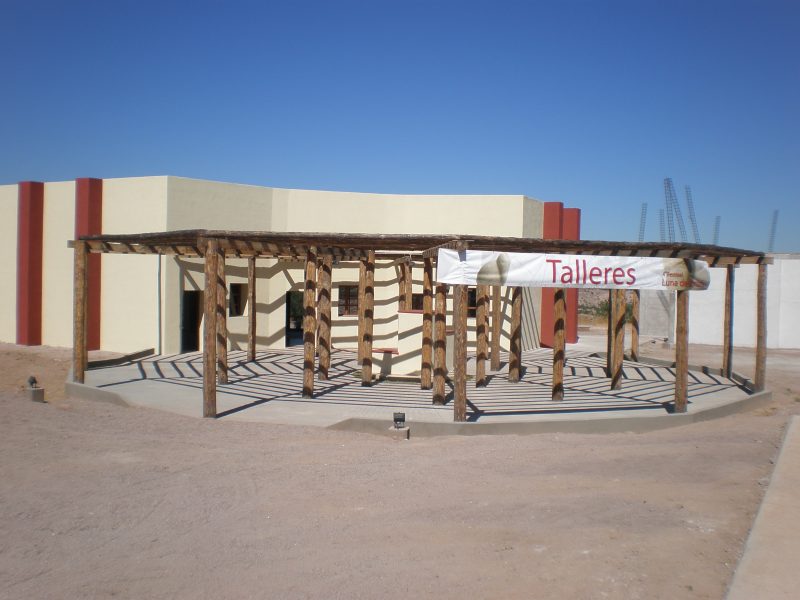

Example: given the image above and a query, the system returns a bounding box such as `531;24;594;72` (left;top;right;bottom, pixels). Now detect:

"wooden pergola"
70;230;771;422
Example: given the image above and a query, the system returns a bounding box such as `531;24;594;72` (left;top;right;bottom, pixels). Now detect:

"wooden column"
317;255;333;381
508;287;522;382
360;250;375;385
216;246;228;384
630;289;640;362
552;288;566;401
247;256;256;362
398;261;411;311
453;284;468;422
722;265;735;378
674;289;689;413
476;285;488;387
432;283;447;405
611;289;626;390
203;239;218;418
72;241;88;384
755;263;768;391
490;285;501;371
606;289;614;374
302;248;318;398
357;260;366;363
420;258;433;389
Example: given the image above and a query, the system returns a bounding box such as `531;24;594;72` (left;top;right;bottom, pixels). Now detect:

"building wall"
0;185;18;343
41;181;76;348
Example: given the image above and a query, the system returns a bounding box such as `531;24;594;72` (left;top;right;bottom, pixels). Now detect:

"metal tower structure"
638;202;648;242
768;209;779;252
712;216;721;245
659;208;666;242
685;185;701;243
663;180;675;241
664;178;688;242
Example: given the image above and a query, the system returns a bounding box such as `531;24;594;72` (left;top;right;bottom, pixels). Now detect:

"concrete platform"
727;415;800;599
67;346;771;435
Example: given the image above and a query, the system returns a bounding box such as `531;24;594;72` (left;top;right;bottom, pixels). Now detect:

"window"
338;285;359;316
229;283;247;317
411;293;424;311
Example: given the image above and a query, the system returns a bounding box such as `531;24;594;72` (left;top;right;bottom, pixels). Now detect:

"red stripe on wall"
17;182;44;345
75;178;103;350
563;208;582;344
539;202;564;348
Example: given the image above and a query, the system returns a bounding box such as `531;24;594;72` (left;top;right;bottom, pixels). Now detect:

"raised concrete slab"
727;416;800;599
66;347;771;435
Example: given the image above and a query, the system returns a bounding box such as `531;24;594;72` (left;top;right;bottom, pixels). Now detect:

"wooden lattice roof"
70;229;772;266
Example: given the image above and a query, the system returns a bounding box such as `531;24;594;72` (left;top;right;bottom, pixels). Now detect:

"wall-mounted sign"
436;249;710;291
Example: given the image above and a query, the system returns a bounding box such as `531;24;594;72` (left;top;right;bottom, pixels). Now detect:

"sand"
1;340;798;599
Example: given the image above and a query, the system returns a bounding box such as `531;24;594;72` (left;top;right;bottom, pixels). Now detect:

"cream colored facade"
1;176;551;372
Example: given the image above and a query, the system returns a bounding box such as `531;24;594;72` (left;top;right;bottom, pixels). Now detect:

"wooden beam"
606;289;614;375
216;245;228;384
508;287;522;383
433;283;448;405
357;259;366;364
421;257;433;389
722;264;735;378
611;289;626;390
630;289;640;362
247;256;256;362
755;263;767;391
203;239;218;417
360;250;375;385
674;289;689;413
490;285;501;371
302;248;318;397
552;288;566;401
453;284;468;421
476;284;488;387
317;255;332;381
72;241;88;384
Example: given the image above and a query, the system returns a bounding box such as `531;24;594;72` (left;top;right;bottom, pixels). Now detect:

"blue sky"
2;0;797;251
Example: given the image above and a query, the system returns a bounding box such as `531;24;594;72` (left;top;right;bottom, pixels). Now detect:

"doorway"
285;291;304;346
181;290;203;352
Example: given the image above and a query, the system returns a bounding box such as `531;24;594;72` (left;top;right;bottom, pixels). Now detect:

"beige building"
1;176;581;373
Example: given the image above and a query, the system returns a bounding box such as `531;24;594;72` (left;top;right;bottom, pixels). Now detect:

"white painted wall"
0;185;18;343
687;256;800;349
101;177;168;353
41;181;76;348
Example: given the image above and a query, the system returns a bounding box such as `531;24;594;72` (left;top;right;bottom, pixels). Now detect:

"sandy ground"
1;339;799;599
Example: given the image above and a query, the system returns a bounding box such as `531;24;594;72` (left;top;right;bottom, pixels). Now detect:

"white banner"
436;249;710;291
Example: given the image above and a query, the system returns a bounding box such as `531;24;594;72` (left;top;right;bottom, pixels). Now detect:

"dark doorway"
181;290;203;352
285;291;304;346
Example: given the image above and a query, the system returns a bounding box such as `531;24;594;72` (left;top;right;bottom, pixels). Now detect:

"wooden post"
674;289;689;413
755;263;767;391
360;250;375;385
606;289;614;375
216;245;228;384
552;288;566;401
247;256;256;362
630;289;640;362
357;260;366;363
611;289;626;390
433;283;447;405
302;248;317;397
421;257;433;389
476;284;488;387
490;285;501;371
508;287;522;382
72;241;88;384
203;239;218;418
317;255;332;381
722;265;735;378
398;261;411;311
453;284;468;421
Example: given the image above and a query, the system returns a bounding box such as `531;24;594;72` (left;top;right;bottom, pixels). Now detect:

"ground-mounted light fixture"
27;375;45;403
393;412;406;429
